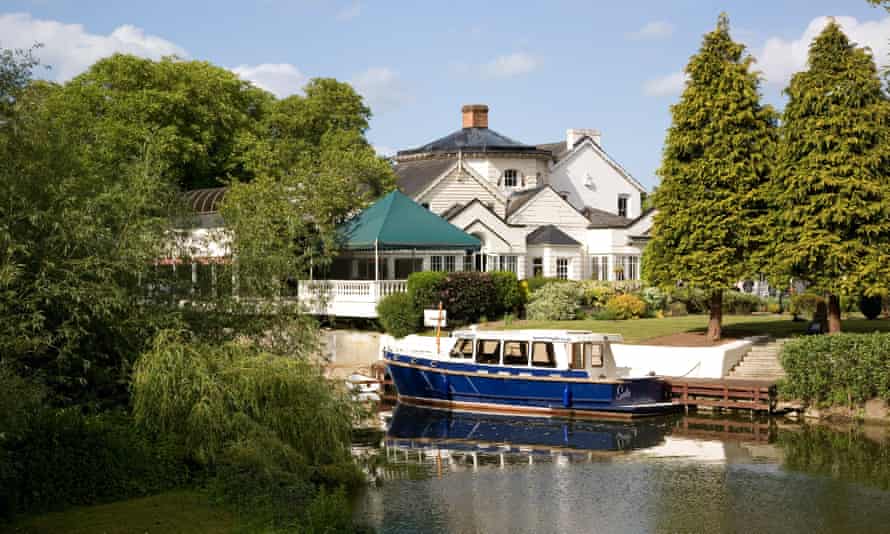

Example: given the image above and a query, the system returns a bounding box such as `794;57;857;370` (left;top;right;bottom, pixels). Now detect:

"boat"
381;329;678;419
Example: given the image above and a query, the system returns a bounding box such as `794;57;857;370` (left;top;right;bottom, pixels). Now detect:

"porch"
297;279;408;318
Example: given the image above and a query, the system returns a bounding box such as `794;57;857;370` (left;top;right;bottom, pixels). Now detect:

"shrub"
490;271;524;315
723;291;764;315
604;294;647;320
789;293;825;317
377;293;420;338
525;276;561;293
638;286;667;314
767;302;782;314
669;301;688;317
406;272;447;310
439;272;498;324
859;295;883;320
668;287;708;313
780;333;890;406
579;281;617;308
526;282;584;321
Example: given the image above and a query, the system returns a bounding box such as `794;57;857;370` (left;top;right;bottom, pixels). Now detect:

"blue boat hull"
384;351;676;419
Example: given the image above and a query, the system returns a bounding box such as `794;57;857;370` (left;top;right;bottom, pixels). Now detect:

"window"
572;343;603;369
556;258;569;280
532;257;544;277
571;344;585;370
531;342;556;368
444;256;456;272
626;255;639;280
498;255;518;274
430;256;442;272
591;255;609;281
450;338;474;359
618;195;629;218
395;258;423;279
464;253;474;271
430;256;457;273
502;341;528;366
503;169;518;188
475;340;501;365
589;343;604;367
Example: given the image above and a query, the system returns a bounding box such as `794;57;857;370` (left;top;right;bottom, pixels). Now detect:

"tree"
770;21;890;334
644;14;777;340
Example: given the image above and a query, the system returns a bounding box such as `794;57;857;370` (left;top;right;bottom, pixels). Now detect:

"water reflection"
356;404;890;534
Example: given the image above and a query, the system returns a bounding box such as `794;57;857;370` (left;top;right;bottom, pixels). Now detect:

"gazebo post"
374;239;380;299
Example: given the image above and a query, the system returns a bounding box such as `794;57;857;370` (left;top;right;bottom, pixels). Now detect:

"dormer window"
618;195;629;218
503;169;518;188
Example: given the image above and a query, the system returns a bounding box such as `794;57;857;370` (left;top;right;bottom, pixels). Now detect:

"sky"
2;1;888;189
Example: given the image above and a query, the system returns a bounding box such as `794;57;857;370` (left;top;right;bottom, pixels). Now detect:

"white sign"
423;309;447;328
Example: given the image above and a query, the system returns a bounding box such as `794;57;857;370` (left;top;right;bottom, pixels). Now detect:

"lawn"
7;491;236;534
477;314;890;344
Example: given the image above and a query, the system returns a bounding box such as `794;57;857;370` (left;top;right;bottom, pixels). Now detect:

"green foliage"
406;271;447;310
722;291;765;314
789;292;825;317
860;295;883;320
668;301;689;317
490;271;524;314
440;272;498;324
768;22;890;299
525;276;561;293
645;14;777;297
780;333;890;406
638;286;668;314
579;281;617;308
526;282;585;321
376;293;420;338
604;294;648;320
668;287;708;314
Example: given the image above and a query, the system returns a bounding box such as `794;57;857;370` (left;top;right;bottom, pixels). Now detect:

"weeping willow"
131;329;355;471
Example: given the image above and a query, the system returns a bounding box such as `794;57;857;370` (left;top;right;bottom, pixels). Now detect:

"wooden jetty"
665;377;777;414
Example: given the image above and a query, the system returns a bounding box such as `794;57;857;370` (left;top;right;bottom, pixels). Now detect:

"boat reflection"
385;403;675;456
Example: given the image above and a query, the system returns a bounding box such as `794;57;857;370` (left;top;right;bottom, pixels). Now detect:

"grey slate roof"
526;225;580;246
398;127;544;156
394;158;457;196
505;186;547;217
585;207;633;229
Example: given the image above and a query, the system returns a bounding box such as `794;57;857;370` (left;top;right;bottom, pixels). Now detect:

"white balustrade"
297;280;407;318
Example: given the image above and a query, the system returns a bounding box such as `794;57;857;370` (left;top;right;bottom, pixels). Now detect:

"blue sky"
2;1;888;189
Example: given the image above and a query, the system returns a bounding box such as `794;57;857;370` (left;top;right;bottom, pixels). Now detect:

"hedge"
722;291;765;314
490;271;524;314
780;333;890;406
406;272;447;310
376;292;419;338
440;272;498;324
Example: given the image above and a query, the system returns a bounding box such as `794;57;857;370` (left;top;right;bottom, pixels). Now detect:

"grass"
477;314;890;344
7;490;237;534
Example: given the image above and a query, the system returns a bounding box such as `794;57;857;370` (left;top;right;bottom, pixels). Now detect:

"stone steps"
727;338;787;381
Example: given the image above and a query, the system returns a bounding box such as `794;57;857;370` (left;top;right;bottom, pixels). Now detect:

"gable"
507;186;590;228
553;138;645;193
418;165;506;218
447;200;527;253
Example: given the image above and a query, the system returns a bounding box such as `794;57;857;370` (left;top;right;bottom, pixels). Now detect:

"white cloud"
0;12;186;81
628;21;675;40
351;67;412;113
643;71;687;96
231;63;306;97
757;15;890;87
337;2;361;21
481;53;539;78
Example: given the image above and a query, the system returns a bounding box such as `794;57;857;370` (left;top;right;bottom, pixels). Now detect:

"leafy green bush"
859;295;883;320
525;276;561;293
723;291;765;314
377;293;420;338
789;292;825;317
668;287;708;313
780;333;890;406
638;286;668;314
604;294;647;320
440;272;498;324
669;301;688;316
490;271;524;315
526;282;584;321
579;281;617;308
406;271;447;310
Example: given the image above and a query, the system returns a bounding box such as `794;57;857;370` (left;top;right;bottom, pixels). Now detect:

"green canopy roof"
338;190;481;251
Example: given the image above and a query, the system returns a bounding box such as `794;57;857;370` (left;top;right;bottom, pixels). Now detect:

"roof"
184;187;226;213
526;225;580;246
505;186;547;217
337;190;481;251
585;207;633;229
397;127;546;157
394;158;457;196
535;141;568;160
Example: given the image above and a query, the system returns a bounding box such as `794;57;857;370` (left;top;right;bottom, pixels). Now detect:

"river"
353;404;890;534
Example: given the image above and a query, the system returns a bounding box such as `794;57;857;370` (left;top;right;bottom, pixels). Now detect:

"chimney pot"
462;104;489;129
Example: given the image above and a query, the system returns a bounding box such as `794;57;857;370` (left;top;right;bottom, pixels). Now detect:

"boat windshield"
476;340;501;365
450;338;474;359
531;342;556;368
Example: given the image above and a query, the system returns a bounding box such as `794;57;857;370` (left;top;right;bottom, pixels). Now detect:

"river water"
353;404;890;534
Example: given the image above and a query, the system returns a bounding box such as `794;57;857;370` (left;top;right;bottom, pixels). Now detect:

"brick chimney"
462;104;489;129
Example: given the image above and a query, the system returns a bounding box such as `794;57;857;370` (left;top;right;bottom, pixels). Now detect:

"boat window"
589;343;604;367
502;341;529;366
475;340;501;365
450;338;474;359
570;343;585;369
531;342;556;368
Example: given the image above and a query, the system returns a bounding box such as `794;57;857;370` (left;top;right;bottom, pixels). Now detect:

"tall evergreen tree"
644;14;777;340
770;21;890;334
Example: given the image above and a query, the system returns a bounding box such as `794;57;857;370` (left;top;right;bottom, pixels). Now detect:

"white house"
393;104;652;282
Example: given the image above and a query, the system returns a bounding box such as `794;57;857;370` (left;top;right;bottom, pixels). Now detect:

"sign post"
423;304;447;355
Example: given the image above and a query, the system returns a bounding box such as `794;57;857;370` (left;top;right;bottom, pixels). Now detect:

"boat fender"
562;384;572;408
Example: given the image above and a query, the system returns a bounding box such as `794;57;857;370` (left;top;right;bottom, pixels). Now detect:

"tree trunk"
827;294;842;334
707;289;723;341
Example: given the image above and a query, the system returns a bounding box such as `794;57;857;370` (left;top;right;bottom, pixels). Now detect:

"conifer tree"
644;14;777;340
771;21;890;334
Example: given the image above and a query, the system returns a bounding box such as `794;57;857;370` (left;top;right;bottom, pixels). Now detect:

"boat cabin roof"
451;329;623;344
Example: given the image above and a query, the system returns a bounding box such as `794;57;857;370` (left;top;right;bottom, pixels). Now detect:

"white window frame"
497;255;518;274
556;258;569;280
430;255;443;272
591;255;609;281
503;169;519;188
618;195;629;218
444;255;456;272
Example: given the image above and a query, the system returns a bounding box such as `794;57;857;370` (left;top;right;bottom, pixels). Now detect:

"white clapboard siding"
421;168;505;218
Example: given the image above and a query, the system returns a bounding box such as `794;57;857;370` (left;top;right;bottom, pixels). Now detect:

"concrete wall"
612;339;753;379
320;330;383;377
